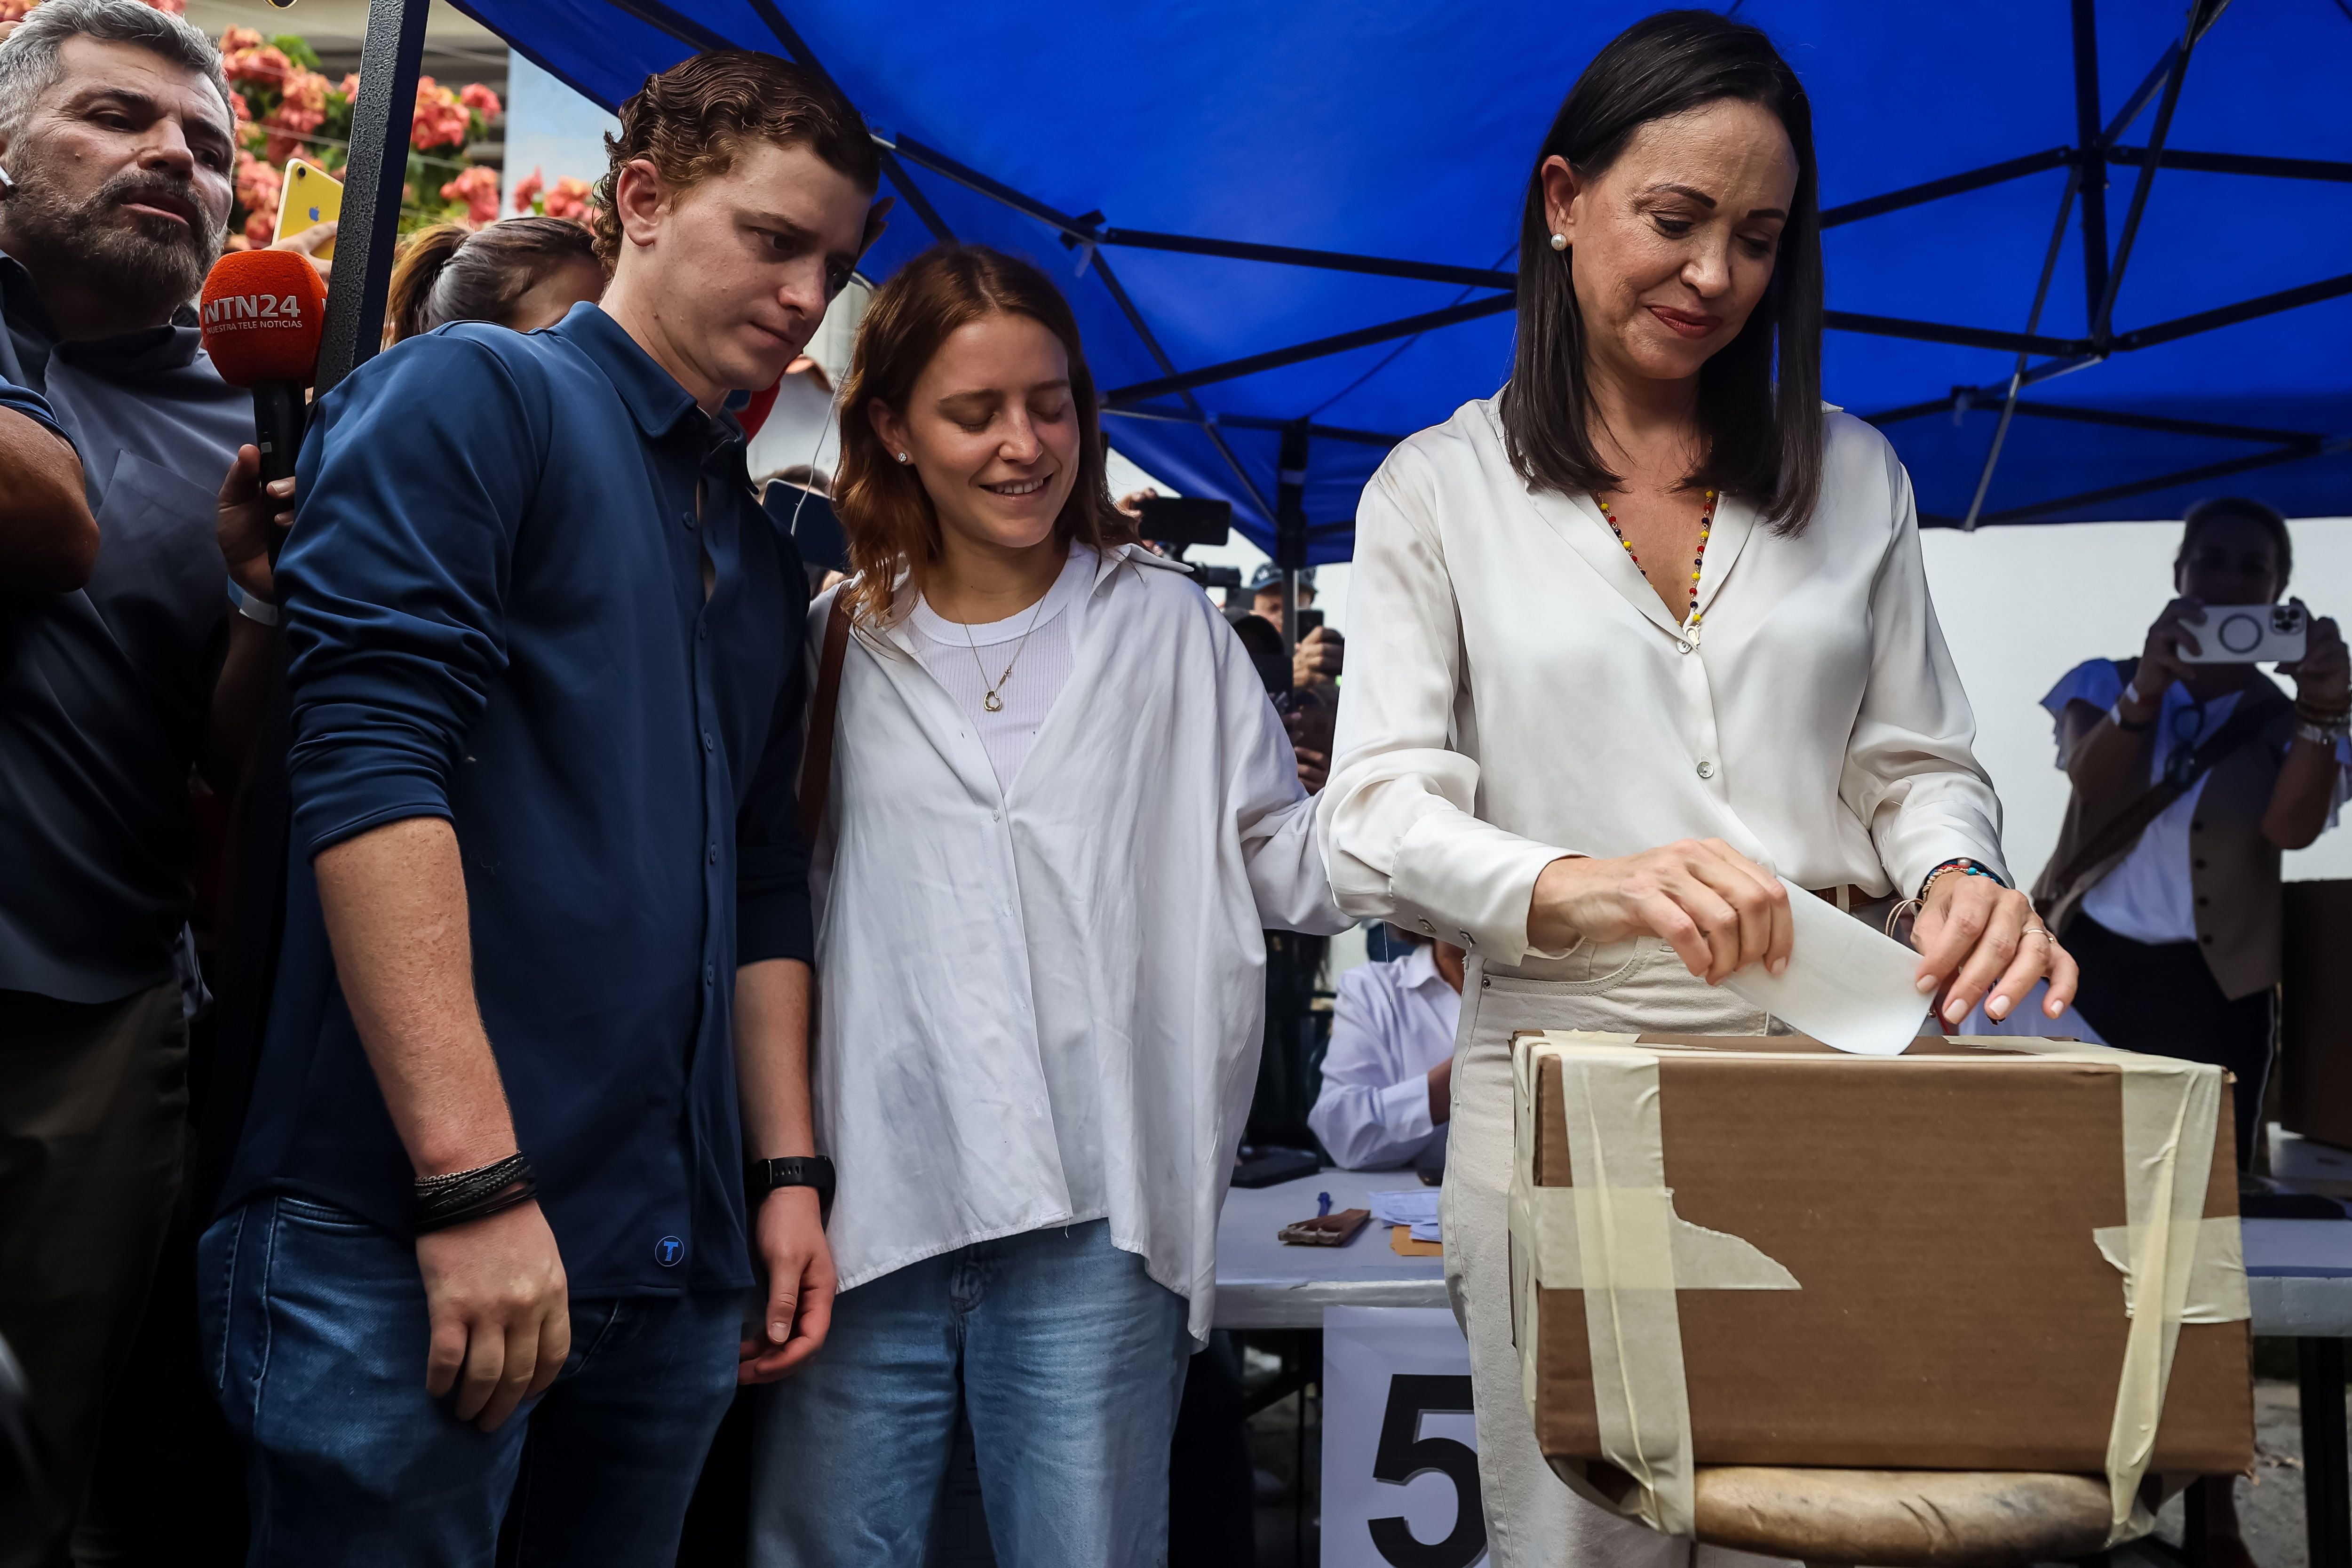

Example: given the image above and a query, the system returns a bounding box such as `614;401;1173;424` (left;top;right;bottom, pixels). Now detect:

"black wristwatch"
746;1155;834;1226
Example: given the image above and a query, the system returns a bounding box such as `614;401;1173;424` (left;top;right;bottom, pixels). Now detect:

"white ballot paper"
1720;876;1931;1055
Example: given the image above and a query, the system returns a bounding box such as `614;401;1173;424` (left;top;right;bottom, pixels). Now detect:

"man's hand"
738;1186;834;1384
1293;625;1343;689
269;220;337;285
217;444;293;604
1527;839;1793;982
415;1197;570;1432
1116;486;1160;519
2280;600;2349;712
1912;872;2078;1027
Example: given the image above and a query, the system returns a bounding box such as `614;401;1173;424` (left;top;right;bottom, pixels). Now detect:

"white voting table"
1210;1147;2352;1568
1213;1169;1447;1329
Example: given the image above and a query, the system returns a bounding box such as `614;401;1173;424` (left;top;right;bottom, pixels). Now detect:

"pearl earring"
897;451;909;463
1550;232;1567;252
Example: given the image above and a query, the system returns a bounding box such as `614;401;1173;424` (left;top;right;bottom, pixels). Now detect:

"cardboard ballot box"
1508;1031;2253;1543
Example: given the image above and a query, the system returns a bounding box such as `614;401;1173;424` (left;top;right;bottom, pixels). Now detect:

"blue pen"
1317;1191;1332;1218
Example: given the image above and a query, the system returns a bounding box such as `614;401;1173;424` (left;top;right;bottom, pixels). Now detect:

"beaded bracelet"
1918;858;2002;903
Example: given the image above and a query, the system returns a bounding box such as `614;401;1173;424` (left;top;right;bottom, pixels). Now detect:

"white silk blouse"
1320;396;2009;965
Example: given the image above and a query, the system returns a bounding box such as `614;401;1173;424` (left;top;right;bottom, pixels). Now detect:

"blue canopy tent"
313;0;2352;577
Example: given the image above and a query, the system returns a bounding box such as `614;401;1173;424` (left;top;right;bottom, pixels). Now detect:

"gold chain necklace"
960;585;1054;713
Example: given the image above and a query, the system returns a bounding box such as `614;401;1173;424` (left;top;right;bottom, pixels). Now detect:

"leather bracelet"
411;1153;537;1235
2107;699;2153;734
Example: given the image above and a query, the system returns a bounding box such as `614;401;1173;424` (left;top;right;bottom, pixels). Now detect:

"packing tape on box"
1511;1031;2245;1547
1508;1032;1800;1537
1950;1037;2244;1544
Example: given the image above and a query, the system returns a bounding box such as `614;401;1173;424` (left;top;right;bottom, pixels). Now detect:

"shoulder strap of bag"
798;592;853;845
2040;691;2277;915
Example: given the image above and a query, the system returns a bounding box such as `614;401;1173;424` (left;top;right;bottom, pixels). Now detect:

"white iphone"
2179;603;2309;664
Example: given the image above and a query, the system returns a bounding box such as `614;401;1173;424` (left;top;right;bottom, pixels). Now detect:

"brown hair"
835;245;1136;625
383;218;603;346
2179;496;2293;591
593;50;881;270
1502;10;1824;533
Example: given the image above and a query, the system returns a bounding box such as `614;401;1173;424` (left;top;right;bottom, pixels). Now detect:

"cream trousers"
1440;936;1797;1568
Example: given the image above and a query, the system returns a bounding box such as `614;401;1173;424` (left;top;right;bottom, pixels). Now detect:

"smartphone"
1295;608;1325;637
1136;494;1232;549
273;158;344;258
2179;603;2308;664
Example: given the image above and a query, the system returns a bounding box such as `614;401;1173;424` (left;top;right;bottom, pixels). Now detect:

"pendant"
983;691;1004;713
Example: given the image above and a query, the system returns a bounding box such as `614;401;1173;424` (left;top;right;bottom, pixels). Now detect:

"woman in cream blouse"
1322;14;2076;1568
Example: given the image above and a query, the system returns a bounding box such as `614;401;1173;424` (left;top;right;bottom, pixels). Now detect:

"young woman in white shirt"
1321;15;2077;1568
749;244;1345;1568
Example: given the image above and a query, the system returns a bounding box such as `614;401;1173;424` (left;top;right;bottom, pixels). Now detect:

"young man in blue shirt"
201;51;882;1562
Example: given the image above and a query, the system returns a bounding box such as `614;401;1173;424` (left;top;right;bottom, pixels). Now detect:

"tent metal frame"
327;0;2349;536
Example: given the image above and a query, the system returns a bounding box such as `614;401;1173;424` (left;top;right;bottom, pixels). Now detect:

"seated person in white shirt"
1309;934;1464;1170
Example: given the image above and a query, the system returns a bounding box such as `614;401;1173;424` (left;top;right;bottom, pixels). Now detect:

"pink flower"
228;89;250;124
0;0;39;22
139;0;184;14
219;25;265;51
337;72;360;101
221;41;293;92
440;164;500;226
510;166;545;215
244;208;276;248
234;147;281;216
458;82;501;119
543;176;596;224
409;77;471;151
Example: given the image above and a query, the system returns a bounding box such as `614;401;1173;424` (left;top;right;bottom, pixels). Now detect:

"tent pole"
315;0;429;392
1961;165;2083;530
2092;1;2218;338
2071;0;2112;326
1275;423;1310;671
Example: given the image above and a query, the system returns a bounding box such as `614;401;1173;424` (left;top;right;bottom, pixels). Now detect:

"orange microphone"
199;249;328;507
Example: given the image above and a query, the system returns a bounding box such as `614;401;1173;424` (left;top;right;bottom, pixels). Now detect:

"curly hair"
835;245;1136;627
592;50;880;269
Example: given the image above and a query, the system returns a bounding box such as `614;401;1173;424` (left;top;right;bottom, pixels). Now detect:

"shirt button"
1695;760;1715;780
1676;640;1693;655
707;843;718;864
682;509;697;531
699;624;708;640
1418;918;1434;933
704;963;715;985
702;730;714;752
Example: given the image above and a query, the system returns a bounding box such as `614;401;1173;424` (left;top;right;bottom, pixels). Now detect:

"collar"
550;301;716;442
0;248;201;376
1395;942;1450;993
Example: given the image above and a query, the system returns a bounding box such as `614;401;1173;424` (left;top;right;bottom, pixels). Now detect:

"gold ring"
2022;926;2052;941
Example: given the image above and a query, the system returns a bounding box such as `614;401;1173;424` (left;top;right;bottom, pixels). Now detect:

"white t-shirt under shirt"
906;545;1093;792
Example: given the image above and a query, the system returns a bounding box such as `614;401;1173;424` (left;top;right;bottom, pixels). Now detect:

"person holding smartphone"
2033;497;2350;1164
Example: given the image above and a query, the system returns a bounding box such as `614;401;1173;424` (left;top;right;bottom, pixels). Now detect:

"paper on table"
1719;876;1930;1056
1367;1189;1440;1229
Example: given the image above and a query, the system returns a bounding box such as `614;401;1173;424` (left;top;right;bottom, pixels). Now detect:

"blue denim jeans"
748;1218;1191;1568
198;1194;742;1567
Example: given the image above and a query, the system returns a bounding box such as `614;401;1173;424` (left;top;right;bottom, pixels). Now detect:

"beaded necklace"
1597;488;1714;629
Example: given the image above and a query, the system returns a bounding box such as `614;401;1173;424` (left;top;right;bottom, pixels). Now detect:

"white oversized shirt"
1322;398;2007;961
1307;944;1462;1170
807;544;1350;1338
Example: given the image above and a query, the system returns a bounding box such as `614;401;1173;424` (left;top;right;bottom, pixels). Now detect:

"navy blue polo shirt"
221;302;813;1295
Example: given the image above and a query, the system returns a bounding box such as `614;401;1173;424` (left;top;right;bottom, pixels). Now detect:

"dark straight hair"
1501;9;1825;533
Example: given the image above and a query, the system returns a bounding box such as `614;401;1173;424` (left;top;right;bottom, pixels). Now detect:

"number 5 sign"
1322;1306;1488;1568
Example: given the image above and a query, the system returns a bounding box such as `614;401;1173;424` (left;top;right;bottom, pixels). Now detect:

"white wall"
1922;518;2351;889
